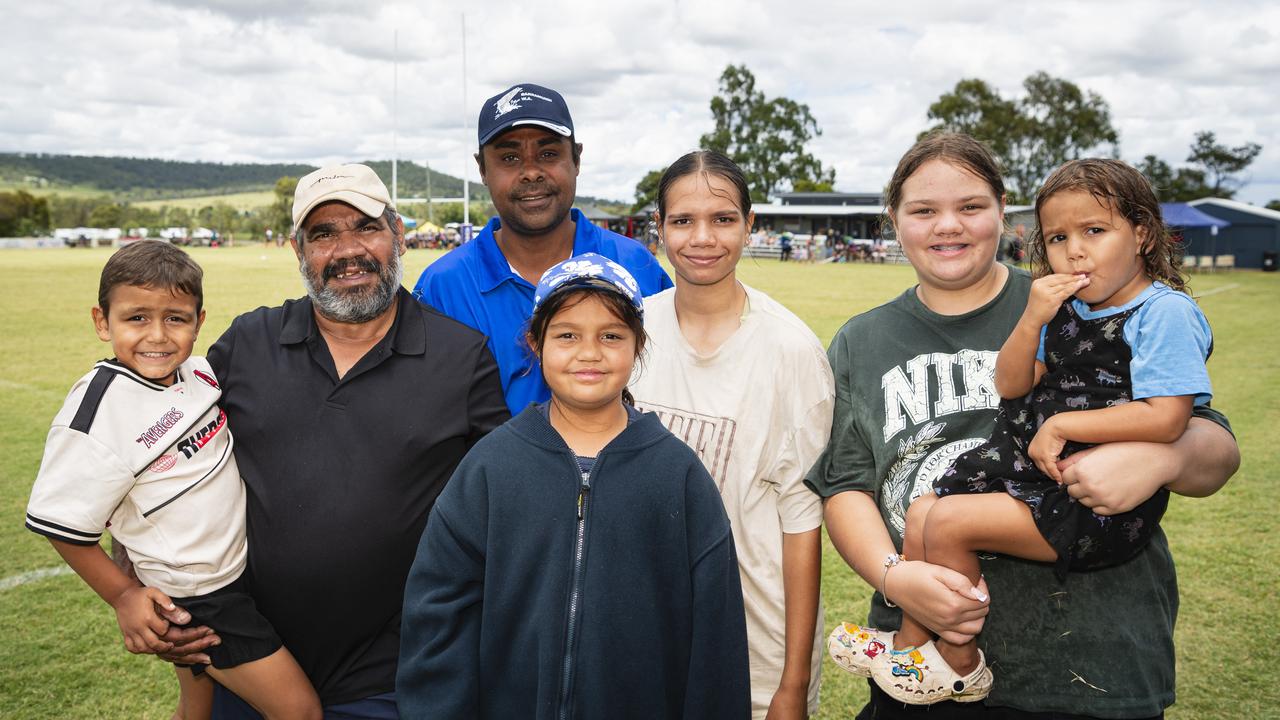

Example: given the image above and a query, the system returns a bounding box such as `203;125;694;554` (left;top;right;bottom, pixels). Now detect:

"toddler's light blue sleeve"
1125;292;1213;404
1036;325;1048;363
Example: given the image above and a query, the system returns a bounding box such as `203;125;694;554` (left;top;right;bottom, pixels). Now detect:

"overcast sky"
4;0;1278;206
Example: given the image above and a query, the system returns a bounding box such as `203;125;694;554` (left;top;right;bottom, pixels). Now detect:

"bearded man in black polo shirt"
159;164;509;718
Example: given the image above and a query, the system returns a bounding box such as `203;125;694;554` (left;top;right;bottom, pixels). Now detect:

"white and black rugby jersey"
26;357;246;597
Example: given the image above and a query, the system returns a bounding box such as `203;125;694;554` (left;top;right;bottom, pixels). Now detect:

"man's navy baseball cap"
477;83;574;147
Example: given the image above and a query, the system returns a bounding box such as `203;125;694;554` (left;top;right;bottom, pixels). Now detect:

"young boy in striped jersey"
25;240;318;720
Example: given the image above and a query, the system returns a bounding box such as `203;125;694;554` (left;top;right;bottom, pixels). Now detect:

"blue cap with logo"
532;253;644;318
477;83;575;147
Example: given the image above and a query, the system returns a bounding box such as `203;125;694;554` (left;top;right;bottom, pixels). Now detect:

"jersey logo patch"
192;369;220;389
148;454;177;474
176;409;227;459
494;86;524;117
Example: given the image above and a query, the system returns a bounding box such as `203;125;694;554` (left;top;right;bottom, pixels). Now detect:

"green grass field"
1;247;1276;718
130;191;276;212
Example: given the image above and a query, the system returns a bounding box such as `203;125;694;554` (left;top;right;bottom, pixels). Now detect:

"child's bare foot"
893;622;931;652
893;634;921;651
936;639;980;676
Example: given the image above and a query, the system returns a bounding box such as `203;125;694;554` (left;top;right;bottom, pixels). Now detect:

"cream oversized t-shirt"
632;285;834;718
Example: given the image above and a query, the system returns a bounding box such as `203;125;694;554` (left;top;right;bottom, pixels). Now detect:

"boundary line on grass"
1197;283;1240;298
0;378;64;401
0;566;74;591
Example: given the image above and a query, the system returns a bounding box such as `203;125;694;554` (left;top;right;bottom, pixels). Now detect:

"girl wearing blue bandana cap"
397;253;751;719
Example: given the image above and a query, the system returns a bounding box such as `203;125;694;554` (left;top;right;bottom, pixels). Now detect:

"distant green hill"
0;152;626;207
0;153;315;195
0;153;492;203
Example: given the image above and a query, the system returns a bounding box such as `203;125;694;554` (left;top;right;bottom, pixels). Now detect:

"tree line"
634;66;1271;209
0;159;493;237
924;74;1266;204
0;153;488;202
0;189;272;239
0;156;635;236
0;178;505;240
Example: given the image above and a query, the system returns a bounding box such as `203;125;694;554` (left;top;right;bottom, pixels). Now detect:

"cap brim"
537;277;644;317
480;119;573;146
293;191;388;233
512;119;572;137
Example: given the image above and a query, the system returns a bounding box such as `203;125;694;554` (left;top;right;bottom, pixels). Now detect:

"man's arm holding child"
108;533;219;662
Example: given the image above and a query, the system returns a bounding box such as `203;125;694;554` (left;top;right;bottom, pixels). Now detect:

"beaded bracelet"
882;553;904;608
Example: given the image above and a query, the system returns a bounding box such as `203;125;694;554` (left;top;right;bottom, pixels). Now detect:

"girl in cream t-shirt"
632;150;834;719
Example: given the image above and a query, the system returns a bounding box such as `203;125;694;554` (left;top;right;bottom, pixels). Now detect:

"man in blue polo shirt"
413;83;671;414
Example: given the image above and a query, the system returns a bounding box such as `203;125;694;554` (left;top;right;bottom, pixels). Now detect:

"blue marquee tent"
1162;203;1231;262
1160;203;1230;229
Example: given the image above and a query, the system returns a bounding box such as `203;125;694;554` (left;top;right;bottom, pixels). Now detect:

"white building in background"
53;227;122;246
751;192;886;238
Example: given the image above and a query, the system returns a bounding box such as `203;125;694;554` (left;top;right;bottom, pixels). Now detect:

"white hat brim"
293;190;388;233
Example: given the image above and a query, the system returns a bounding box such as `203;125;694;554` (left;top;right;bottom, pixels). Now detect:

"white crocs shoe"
870;640;993;705
827;622;895;678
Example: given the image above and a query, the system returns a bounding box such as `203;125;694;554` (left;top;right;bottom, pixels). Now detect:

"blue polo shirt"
413;208;672;415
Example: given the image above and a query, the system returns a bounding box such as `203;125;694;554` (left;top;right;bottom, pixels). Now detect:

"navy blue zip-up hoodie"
397;405;750;719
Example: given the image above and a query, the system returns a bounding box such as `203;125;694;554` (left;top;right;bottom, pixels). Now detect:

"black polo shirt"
207;288;508;706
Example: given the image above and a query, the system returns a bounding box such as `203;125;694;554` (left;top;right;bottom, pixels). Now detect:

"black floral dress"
934;300;1168;580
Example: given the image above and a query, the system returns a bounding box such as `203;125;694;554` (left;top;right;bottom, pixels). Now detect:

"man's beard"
300;248;402;324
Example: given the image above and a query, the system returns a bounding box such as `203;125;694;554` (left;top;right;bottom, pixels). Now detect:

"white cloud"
3;0;1278;206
